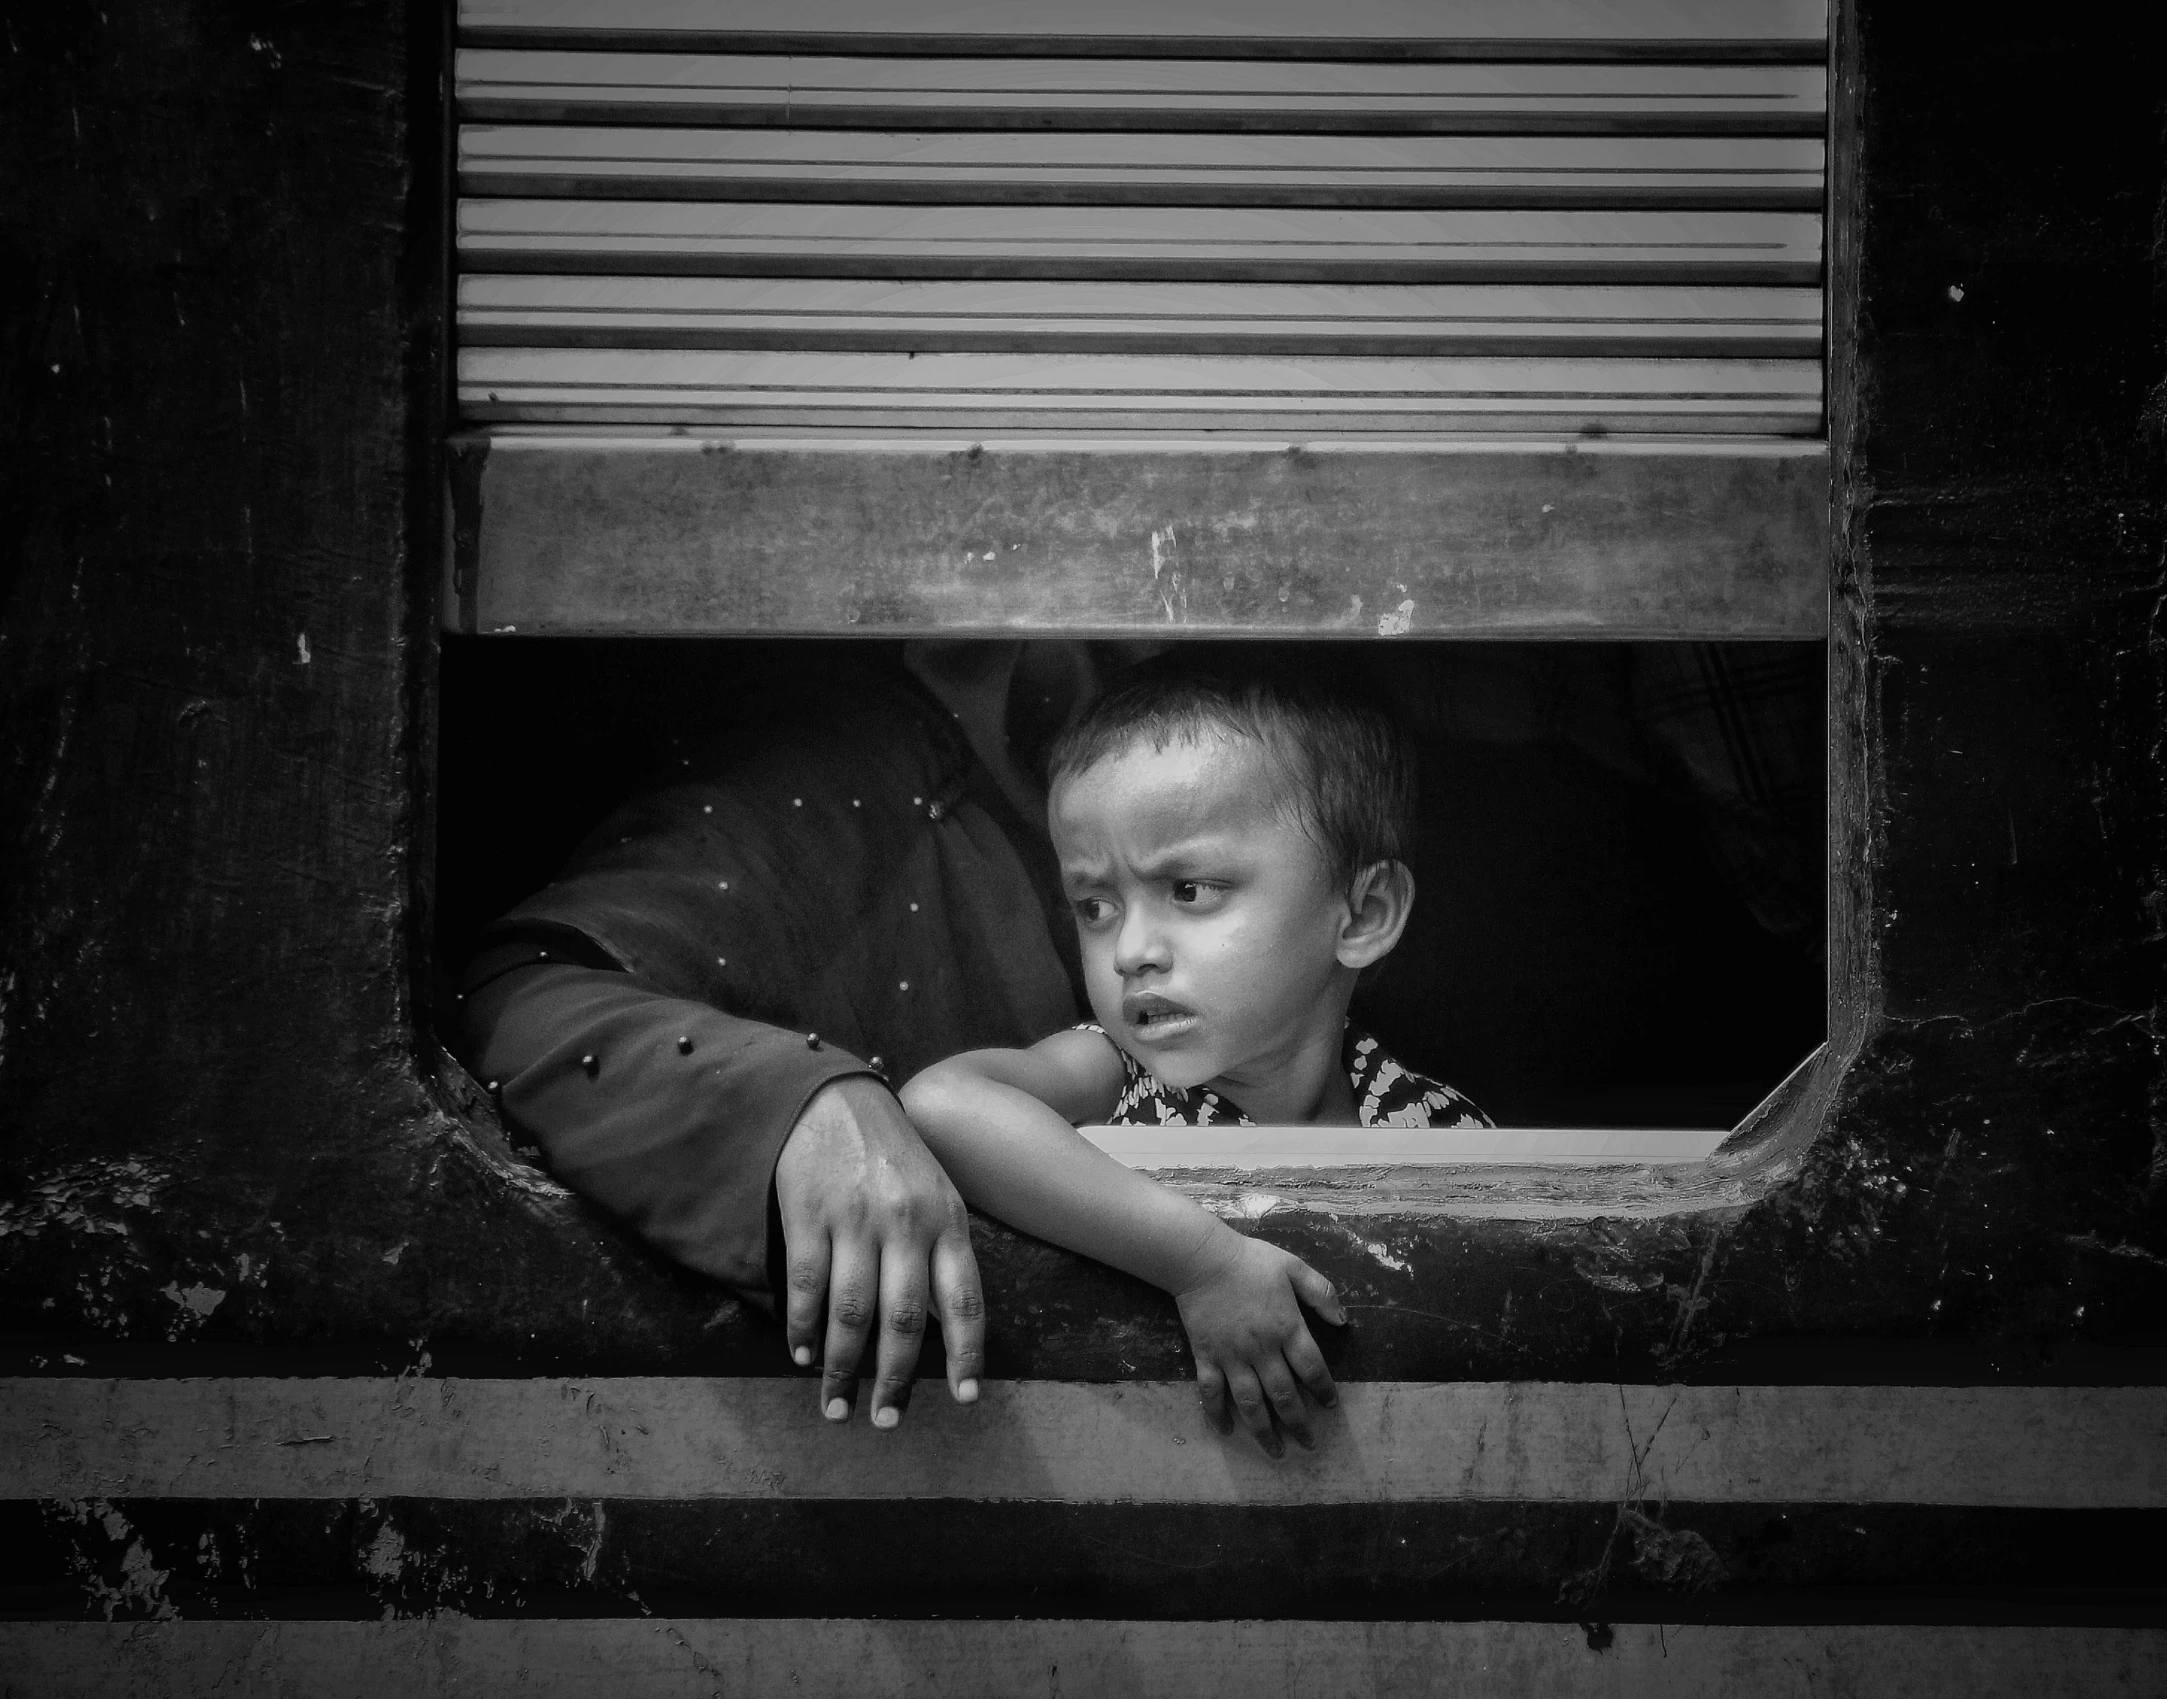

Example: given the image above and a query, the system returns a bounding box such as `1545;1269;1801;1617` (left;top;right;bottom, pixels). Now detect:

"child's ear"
1336;860;1415;971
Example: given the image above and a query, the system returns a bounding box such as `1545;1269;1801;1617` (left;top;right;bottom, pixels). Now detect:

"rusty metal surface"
453;437;1829;639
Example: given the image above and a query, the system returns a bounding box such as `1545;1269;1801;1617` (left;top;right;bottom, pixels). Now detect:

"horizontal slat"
1082;1125;1730;1166
457;203;1821;286
6;1622;2154;1699
445;436;1827;637
457;278;1824;358
458;349;1821;434
458;53;1826;135
461;128;1824;210
459;0;1832;61
6;1378;2159;1506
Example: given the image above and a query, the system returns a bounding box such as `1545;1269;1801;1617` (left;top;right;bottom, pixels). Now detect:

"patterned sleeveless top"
1076;1023;1490;1129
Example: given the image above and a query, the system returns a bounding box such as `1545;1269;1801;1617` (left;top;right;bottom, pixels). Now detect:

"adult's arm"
462;950;985;1424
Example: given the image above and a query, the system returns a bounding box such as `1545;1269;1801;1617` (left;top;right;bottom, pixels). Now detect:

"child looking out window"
901;659;1487;1458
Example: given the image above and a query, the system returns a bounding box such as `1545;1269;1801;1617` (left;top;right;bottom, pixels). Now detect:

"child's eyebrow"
1129;837;1239;880
1058;860;1110;892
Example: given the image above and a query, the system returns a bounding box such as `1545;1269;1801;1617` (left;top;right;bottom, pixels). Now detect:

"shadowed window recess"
436;637;1824;1137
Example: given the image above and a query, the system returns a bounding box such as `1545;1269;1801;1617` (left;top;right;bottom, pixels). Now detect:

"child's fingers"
1256;1358;1315;1451
1195;1360;1235;1435
783;1230;832;1373
1225;1366;1284;1460
1282;1324;1339;1410
1288;1259;1348;1327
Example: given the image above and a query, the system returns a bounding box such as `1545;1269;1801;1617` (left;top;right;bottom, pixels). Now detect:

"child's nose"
1112;908;1170;975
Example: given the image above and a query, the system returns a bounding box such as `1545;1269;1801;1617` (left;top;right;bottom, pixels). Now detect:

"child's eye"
1169;880;1215;906
1071;896;1113;926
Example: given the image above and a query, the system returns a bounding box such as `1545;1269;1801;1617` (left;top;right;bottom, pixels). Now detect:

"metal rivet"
718;880;729;890
852;799;861;807
806;1033;822;1050
677;1036;693;1055
793;798;803;807
913;796;922;806
537;949;549;960
869;1056;885;1073
581;1054;599;1076
703;804;713;814
927;801;945;822
717;956;727;967
908;902;919;913
898;981;910;992
485;1080;500;1093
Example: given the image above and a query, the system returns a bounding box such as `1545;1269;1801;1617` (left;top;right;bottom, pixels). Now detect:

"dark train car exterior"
1;2;2162;1692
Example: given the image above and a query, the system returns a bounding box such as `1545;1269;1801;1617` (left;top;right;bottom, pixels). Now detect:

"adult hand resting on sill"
458;641;1111;1431
774;1075;984;1425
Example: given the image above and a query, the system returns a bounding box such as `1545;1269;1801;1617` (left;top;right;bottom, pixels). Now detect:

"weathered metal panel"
7;1620;2158;1699
450;437;1830;638
8;1378;2161;1507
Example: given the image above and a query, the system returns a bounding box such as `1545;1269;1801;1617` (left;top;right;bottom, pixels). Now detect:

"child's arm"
900;1032;1347;1457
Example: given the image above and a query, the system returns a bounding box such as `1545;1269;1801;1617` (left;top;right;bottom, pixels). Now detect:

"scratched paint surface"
7;1621;2163;1699
6;1378;2162;1506
456;437;1830;639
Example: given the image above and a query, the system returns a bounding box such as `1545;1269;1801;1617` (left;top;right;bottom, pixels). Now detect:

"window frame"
428;0;1855;1216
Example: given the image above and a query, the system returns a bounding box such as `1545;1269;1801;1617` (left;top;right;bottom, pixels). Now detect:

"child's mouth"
1123;995;1198;1043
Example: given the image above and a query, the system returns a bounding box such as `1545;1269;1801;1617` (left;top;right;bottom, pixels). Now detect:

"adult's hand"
774;1074;985;1428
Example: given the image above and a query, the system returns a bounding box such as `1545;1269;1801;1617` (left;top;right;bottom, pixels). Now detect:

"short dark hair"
1046;650;1417;891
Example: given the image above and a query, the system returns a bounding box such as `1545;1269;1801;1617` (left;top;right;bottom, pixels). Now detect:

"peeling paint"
358;1509;406;1584
1363;1239;1412;1274
160;1282;226;1319
0;1159;167;1242
1376;599;1416;636
1148;525;1188;622
53;1499;178;1622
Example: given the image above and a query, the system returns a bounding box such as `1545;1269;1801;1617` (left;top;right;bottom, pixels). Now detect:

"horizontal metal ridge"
457;0;1832;62
457;53;1827;136
7;1378;2158;1506
459;129;1824;210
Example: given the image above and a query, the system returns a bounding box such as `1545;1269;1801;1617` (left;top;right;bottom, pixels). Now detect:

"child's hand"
1171;1227;1347;1459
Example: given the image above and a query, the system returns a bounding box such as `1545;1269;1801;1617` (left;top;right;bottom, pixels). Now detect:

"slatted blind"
455;1;1827;438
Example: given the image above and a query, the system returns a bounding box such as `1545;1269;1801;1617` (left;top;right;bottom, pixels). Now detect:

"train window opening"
435;0;1836;1187
433;634;1827;1159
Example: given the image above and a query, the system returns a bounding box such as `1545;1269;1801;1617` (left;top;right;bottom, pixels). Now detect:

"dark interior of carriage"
436;635;1826;1130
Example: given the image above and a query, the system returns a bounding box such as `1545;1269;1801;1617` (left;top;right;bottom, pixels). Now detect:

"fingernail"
793;1346;813;1367
1319;1390;1339;1408
824;1398;849;1421
872;1406;900;1430
956;1378;980;1404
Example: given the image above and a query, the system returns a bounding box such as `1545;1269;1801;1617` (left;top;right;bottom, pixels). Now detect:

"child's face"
1049;731;1356;1097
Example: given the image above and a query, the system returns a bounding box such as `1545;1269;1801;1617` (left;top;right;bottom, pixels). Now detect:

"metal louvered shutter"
446;1;1829;639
